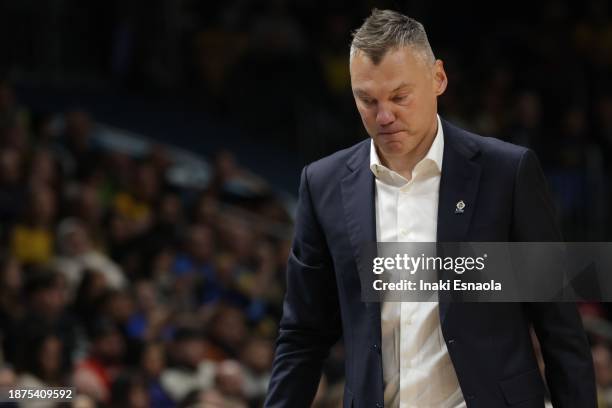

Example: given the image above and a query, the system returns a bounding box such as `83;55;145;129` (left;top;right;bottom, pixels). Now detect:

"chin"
380;140;415;156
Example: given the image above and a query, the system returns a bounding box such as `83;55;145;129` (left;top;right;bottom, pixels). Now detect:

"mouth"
378;130;404;136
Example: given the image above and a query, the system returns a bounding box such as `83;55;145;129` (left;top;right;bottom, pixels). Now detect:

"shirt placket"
397;177;416;407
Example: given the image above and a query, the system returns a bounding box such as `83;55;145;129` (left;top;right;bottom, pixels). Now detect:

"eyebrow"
353;89;371;98
392;82;414;92
353;82;414;97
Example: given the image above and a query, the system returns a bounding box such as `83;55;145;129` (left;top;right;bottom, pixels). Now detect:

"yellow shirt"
10;225;53;265
113;192;151;222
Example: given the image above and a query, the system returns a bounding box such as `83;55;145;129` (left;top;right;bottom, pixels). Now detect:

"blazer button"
372;344;380;354
376;403;383;408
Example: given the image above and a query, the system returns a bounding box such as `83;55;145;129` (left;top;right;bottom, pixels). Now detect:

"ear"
432;60;448;96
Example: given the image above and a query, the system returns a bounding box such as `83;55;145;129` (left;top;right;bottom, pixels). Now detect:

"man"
265;9;596;408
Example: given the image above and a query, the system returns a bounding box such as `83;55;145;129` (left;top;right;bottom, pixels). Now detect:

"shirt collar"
370;114;444;185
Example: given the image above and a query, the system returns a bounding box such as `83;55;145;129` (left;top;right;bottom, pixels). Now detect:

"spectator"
205;304;248;361
113;160;160;234
160;327;215;402
71;268;110;330
9;269;76;373
215;359;247;404
28;148;62;191
0;364;16;387
149;245;176;299
210;150;269;199
110;370;150;408
125;280;172;342
172;225;220;305
18;332;67;387
239;337;273;402
69;182;107;248
0;148;25;230
141;341;174;408
73;319;126;403
192;192;220;227
179;387;246;408
17;332;69;408
0;255;24;332
10;185;57;265
53;217;126;297
139;190;185;269
58;110;99;180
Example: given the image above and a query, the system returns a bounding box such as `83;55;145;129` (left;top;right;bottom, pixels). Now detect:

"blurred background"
0;0;611;407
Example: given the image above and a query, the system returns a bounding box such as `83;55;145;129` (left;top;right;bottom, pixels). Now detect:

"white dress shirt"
371;115;466;408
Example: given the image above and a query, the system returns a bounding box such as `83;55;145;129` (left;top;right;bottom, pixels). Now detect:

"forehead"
350;47;429;92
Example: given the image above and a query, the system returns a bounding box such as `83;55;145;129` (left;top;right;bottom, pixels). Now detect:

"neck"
378;117;438;180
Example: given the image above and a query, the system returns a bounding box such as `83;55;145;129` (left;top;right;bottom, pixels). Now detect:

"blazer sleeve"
264;165;343;408
512;149;597;407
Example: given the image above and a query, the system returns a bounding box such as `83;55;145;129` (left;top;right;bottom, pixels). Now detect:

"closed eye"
361;97;376;106
392;94;409;103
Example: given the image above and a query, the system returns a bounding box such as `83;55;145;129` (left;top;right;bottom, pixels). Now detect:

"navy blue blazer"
265;119;596;408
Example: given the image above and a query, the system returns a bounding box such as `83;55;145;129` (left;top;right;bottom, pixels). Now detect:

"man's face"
350;47;447;161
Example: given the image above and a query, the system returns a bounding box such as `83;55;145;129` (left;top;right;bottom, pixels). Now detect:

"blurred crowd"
0;81;355;407
0;0;612;406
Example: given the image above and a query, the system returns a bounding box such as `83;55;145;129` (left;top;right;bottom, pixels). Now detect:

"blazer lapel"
340;141;381;338
437;120;482;324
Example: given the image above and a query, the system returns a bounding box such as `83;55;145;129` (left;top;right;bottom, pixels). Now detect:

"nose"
376;105;395;126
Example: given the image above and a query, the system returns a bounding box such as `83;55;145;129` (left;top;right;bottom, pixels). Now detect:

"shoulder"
303;139;369;187
443;119;530;168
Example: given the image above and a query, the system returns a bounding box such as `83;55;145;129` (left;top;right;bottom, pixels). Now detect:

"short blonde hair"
350;9;435;65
